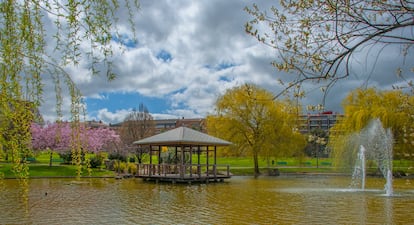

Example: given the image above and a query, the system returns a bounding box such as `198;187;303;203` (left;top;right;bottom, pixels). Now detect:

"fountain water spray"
350;119;394;196
351;145;366;190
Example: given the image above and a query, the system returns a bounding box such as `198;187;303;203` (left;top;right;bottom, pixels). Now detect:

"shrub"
89;152;106;168
108;152;127;162
127;163;137;175
89;157;102;168
113;161;127;173
59;151;86;164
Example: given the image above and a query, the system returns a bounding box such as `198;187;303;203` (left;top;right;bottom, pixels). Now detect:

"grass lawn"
1;151;413;178
0;163;114;178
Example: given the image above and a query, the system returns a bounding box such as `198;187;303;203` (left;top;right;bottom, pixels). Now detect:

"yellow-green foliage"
0;0;139;179
207;84;306;174
113;161;130;173
330;88;414;164
127;163;137;175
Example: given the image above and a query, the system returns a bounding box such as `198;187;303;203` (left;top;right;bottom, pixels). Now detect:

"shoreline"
2;172;414;179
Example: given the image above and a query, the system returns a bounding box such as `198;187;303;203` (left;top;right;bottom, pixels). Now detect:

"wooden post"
149;145;152;177
214;146;217;165
180;145;184;178
158;145;161;175
197;146;201;177
189;146;193;177
226;165;229;177
214;146;217;178
206;146;209;177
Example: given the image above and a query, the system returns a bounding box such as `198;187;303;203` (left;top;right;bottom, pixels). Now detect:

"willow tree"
245;1;414;100
330;88;414;168
0;0;139;178
206;84;305;176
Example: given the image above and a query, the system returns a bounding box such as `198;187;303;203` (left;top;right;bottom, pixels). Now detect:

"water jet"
350;119;394;196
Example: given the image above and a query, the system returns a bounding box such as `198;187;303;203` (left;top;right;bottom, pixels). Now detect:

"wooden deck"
136;164;231;184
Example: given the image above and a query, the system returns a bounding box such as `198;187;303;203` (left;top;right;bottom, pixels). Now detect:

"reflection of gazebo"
133;126;232;183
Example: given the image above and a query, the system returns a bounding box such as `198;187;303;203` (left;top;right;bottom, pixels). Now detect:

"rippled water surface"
1;176;414;224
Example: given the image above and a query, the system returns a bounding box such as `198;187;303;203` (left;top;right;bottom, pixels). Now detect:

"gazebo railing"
137;163;230;178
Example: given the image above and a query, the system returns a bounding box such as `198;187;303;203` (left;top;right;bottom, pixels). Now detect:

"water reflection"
0;176;413;224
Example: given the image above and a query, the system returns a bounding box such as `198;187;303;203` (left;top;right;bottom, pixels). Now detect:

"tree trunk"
49;151;53;167
253;151;260;177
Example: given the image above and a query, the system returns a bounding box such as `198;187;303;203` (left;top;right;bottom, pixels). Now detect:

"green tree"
245;1;414;99
0;0;139;178
206;84;305;176
330;88;414;168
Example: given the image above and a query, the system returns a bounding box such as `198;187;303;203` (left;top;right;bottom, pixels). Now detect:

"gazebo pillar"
189;146;193;177
197;146;201;176
133;126;232;183
149;145;152;176
158;145;161;175
180;145;184;178
206;146;209;176
214;146;217;164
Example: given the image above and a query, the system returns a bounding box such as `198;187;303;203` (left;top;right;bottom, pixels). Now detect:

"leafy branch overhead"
245;1;414;99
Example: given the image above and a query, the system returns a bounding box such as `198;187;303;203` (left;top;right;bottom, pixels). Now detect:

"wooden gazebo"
133;126;232;183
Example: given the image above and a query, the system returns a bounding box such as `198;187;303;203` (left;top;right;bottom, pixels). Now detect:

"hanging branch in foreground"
0;0;139;178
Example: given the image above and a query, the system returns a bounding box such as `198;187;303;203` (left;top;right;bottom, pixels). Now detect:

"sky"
38;0;413;125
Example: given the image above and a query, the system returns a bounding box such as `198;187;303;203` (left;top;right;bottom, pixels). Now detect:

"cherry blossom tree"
31;122;120;166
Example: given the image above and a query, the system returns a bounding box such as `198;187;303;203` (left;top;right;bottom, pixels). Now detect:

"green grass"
216;156;334;167
32;151;63;164
0;164;114;178
1;151;413;178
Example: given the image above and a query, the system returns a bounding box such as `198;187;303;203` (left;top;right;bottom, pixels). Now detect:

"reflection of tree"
119;103;155;163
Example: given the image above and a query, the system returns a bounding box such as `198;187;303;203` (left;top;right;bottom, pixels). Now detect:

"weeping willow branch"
0;0;140;179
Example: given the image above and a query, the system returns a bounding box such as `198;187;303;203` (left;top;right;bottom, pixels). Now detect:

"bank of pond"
0;160;413;179
1;152;413;178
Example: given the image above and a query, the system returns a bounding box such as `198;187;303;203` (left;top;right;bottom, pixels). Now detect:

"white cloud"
36;0;413;124
95;108;131;124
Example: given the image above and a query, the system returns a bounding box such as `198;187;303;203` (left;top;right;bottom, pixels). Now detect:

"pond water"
1;175;414;224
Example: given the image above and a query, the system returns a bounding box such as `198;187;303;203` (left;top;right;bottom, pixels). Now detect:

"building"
108;112;342;137
154;118;206;134
298;111;344;134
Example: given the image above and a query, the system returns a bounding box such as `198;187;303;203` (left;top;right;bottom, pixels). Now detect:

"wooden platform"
137;174;231;184
136;164;231;184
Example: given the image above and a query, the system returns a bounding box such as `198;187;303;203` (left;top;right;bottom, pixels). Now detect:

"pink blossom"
31;122;120;153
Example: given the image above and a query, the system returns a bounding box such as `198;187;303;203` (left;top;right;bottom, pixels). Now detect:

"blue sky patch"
85;92;170;117
219;76;233;82
156;50;173;62
205;62;236;71
112;34;138;48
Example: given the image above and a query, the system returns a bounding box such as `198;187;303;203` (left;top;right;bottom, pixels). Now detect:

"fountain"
350;119;394;196
351;145;366;190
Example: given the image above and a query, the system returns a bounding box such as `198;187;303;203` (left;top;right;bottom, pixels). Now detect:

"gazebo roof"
133;126;232;146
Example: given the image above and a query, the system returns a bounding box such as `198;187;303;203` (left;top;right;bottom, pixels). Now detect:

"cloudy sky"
39;0;412;124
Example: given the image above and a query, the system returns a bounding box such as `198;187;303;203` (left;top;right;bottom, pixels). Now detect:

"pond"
1;175;413;224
